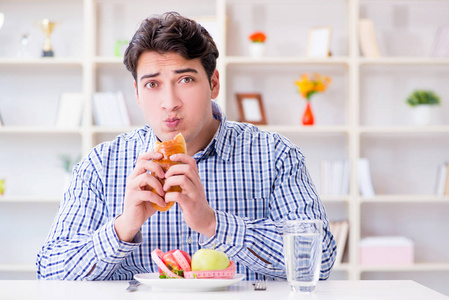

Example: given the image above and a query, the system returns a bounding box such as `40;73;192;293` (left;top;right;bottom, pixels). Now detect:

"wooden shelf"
225;56;350;66
258;125;350;134
0;264;36;272
360;263;449;273
359;126;449;134
321;196;351;203
0;58;83;66
0;196;61;203
0;127;83;134
360;195;449;203
91;126;141;134
359;57;449;66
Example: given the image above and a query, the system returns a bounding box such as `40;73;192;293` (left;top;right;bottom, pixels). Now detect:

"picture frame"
236;93;267;125
307;26;332;58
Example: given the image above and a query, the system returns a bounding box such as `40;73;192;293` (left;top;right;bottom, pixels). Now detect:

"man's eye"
145;82;158;89
181;77;194;84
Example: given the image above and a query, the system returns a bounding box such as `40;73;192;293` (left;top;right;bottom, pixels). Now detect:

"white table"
0;280;448;300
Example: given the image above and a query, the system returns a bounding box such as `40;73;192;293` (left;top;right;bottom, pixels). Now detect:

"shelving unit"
1;0;448;295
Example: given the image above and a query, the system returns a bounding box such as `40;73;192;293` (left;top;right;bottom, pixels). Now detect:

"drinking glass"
282;219;323;293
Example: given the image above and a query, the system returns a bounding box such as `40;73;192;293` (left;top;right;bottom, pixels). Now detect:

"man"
37;12;336;281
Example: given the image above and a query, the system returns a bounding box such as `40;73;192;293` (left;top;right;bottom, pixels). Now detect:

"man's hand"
114;151;167;242
163;154;216;238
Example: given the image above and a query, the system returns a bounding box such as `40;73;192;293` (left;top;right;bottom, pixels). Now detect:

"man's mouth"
164;117;180;129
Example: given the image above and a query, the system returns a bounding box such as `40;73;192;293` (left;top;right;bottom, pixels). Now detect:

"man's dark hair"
124;12;219;84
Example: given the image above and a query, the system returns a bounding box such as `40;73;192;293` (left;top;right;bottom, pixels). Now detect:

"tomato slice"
156;249;192;277
162;252;181;272
152;249;181;278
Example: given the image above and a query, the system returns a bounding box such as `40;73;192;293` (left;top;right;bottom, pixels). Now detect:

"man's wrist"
203;209;217;238
114;214;141;243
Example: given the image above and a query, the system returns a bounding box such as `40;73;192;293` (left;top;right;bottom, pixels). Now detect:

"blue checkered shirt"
36;102;336;281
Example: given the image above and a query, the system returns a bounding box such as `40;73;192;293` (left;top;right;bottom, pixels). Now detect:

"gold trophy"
40;18;55;57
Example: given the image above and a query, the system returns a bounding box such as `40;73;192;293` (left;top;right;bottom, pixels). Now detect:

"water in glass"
283;220;322;293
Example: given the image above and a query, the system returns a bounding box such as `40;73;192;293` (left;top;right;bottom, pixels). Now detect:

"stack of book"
55;93;85;129
93;91;131;127
359;18;381;58
359;236;414;266
320;159;350;196
358;158;375;197
330;220;349;265
429;25;449;57
435;162;449;196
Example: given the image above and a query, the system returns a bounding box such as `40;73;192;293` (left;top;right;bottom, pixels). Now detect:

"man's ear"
134;80;140;105
210;69;220;100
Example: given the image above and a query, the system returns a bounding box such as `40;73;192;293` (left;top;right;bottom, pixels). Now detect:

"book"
105;92;122;127
358;158;375;197
429;25;449;57
359;236;414;266
321;159;350;196
330;220;349;264
321;160;332;196
116;91;131;127
359;19;381;58
435;162;448;196
331;160;344;195
341;159;350;196
444;163;449;196
92;93;106;126
55;93;84;129
92;91;131;127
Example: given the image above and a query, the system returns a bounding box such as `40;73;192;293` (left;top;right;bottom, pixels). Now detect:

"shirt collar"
208;101;233;162
140;125;157;156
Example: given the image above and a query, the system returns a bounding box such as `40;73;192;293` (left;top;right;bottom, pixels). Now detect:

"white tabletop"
0;280;448;300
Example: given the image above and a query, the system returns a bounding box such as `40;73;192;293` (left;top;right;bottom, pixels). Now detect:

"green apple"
191;248;230;271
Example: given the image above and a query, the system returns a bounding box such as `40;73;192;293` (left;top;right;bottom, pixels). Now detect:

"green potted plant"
406;90;441;126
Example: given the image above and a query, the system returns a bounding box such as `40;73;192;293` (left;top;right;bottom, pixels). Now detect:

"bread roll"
151;133;187;212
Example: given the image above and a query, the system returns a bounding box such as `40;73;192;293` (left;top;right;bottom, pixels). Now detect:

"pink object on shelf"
359;236;414;266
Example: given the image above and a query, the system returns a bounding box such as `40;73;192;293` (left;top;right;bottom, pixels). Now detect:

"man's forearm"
37;219;141;280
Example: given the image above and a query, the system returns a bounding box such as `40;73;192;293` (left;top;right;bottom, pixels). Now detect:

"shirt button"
187;236;193;244
226;237;233;244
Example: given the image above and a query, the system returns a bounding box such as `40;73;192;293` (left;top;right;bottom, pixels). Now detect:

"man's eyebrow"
139;68;198;81
140;72;159;81
174;68;198;74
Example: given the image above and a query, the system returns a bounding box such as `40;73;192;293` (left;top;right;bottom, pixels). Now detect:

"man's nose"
161;86;181;110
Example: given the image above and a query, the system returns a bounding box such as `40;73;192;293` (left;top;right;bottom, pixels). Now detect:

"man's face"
134;51;219;147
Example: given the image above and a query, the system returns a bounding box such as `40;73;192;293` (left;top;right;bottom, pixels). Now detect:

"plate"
134;273;245;291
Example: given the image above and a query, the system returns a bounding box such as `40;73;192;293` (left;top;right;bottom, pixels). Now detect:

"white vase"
249;43;265;59
412;105;438;126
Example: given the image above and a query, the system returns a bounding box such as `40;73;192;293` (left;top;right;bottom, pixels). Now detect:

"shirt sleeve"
200;144;337;280
36;155;141;280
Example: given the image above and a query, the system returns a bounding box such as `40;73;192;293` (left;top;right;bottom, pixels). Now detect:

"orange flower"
249;31;266;43
294;73;331;101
